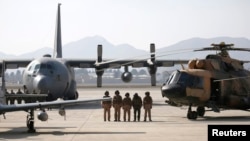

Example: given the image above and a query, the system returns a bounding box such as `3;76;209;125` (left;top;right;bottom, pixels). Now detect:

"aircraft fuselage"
22;56;78;101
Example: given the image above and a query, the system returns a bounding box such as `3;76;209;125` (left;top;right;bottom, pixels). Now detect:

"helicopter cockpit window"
166;71;203;89
166;71;180;85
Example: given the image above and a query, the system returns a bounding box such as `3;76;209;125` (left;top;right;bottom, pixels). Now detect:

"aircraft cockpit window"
166;71;203;89
39;63;55;74
40;64;47;69
34;64;40;72
28;62;41;73
47;64;53;70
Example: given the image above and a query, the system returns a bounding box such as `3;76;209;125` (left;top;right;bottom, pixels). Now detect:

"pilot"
143;91;153;122
10;89;15;94
5;89;9;94
102;91;112;122
122;92;132;122
16;88;23;94
132;93;142;122
112;90;122;122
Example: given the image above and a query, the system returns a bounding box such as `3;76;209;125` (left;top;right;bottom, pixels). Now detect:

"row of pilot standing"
102;90;153;122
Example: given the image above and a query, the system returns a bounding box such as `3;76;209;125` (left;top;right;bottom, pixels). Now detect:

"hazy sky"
0;0;250;55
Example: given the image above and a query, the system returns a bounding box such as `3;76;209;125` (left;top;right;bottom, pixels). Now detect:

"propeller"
93;43;191;87
95;45;104;87
148;43;157;86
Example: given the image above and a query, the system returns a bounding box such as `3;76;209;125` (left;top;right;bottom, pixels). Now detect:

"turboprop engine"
121;71;132;83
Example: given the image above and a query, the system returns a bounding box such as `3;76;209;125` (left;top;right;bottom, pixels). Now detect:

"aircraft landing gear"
187;104;197;120
26;109;36;133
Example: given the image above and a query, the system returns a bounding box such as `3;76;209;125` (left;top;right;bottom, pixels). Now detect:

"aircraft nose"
161;84;186;99
34;76;49;93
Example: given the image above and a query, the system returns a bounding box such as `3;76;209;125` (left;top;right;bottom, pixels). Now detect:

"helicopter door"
210;79;221;101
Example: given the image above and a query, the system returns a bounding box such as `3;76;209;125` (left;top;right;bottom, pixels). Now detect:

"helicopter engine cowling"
121;72;133;83
37;111;48;121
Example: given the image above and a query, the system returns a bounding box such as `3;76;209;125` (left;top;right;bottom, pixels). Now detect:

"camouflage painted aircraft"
161;42;250;120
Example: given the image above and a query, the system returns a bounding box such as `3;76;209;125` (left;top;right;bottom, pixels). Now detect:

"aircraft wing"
64;59;97;68
65;59;189;69
0;97;111;113
0;59;33;69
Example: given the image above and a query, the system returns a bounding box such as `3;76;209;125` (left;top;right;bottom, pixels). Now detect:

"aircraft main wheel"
27;119;36;133
196;106;205;117
187;111;198;120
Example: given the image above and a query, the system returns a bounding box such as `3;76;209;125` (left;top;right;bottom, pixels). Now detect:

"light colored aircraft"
1;3;188;101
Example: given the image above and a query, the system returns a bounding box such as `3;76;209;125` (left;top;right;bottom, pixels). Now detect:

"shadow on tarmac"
183;115;250;122
0;126;145;140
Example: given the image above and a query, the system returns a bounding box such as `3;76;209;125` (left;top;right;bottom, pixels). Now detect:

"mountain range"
1;36;250;62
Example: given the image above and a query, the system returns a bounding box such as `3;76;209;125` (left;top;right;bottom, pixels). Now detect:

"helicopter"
161;42;250;120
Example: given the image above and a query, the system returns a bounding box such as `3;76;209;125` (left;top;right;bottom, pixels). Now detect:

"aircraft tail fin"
53;3;62;58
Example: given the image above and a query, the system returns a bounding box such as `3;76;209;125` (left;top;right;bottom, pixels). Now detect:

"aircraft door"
210;79;221;101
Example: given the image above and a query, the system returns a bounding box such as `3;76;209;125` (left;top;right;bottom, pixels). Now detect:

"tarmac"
1;85;250;141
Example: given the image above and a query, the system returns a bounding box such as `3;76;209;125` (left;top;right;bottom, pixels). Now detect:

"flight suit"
122;93;132;122
112;90;122;121
102;91;112;121
132;93;142;121
143;92;153;121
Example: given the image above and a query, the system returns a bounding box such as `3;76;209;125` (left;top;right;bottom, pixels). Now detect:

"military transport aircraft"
161;42;250;120
0;3;189;133
0;3;188;101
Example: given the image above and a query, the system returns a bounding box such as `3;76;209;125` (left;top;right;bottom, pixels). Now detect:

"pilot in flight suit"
102;91;112;121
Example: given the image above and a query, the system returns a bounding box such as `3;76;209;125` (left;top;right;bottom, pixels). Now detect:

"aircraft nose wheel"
26;110;36;133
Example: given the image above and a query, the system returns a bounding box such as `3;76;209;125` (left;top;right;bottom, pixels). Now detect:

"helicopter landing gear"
26;109;36;133
196;106;205;117
187;105;206;119
187;104;197;120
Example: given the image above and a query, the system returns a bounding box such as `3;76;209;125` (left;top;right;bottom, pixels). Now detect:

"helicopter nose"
161;84;186;99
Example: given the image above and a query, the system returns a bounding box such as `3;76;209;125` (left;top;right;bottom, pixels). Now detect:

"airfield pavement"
1;85;250;141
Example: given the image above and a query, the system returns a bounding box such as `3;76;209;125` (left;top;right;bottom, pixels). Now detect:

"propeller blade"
150;43;155;62
151;73;156;86
97;75;102;87
97;44;103;62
